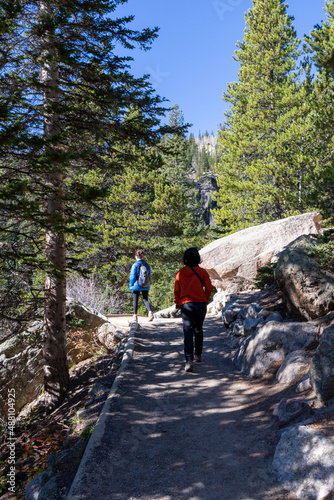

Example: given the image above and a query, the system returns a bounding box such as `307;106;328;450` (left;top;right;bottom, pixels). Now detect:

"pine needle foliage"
304;0;334;223
0;0;181;407
214;0;312;233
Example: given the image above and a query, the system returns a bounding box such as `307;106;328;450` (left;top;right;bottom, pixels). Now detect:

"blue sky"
115;0;326;136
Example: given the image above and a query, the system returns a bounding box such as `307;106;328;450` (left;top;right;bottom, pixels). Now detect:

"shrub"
67;273;123;315
307;229;334;270
254;262;277;289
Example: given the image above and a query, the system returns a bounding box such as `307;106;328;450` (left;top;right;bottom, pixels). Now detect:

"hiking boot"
194;354;202;362
185;361;193;372
148;311;154;322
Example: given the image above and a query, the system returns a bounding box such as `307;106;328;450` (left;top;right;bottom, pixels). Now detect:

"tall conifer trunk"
40;0;69;408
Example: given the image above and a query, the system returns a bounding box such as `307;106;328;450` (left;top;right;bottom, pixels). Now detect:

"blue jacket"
129;260;152;292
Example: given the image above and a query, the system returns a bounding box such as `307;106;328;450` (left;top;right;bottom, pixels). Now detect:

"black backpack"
138;263;151;287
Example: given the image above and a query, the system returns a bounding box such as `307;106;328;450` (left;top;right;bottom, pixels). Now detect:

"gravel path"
67;315;294;500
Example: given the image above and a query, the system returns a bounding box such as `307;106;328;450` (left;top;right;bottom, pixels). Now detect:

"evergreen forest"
1;0;334;408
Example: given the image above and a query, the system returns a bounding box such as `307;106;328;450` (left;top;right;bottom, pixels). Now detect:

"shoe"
194;354;202;362
132;314;138;322
148;311;154;322
185;361;193;372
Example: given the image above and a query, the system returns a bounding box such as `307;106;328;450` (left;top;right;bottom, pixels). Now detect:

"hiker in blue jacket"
129;249;154;322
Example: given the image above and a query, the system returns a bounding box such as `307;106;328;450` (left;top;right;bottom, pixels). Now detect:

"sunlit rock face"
200;212;322;292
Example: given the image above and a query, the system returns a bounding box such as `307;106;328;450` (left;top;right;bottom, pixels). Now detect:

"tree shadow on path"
70;315;297;500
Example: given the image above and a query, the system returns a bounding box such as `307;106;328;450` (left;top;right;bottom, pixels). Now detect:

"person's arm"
202;269;213;301
174;271;181;307
129;263;138;288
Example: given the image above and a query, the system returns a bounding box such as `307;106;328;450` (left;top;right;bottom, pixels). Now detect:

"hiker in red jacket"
174;247;213;372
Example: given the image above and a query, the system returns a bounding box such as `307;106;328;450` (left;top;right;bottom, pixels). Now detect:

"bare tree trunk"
40;0;69;409
299;137;304;215
269;75;283;220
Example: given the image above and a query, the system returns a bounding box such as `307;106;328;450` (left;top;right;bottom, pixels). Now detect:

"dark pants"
180;302;207;361
133;291;152;314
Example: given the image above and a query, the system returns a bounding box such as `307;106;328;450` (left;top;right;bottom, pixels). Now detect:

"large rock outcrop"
272;425;334;500
274;235;334;320
276;351;310;385
309;325;334;402
0;322;44;422
66;297;110;330
154;304;181;319
0;300;123;418
234;321;317;378
273;399;313;428
200;212;322;291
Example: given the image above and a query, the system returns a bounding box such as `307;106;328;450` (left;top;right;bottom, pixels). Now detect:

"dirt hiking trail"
67;315;296;500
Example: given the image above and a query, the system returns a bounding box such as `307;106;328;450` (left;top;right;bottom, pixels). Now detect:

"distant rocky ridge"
195;134;218;156
195;172;218;225
193;134;219;226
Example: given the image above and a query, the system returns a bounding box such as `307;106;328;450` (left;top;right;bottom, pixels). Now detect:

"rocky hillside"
195;133;218;156
195;172;218;225
192;133;219;225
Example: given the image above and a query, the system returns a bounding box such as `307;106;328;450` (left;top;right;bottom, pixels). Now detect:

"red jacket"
174;266;213;307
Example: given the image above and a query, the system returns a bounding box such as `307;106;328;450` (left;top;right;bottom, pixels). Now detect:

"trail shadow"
73;315;297;500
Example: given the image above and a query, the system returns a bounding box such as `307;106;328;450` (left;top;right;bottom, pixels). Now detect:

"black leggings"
181;302;207;361
133;291;152;314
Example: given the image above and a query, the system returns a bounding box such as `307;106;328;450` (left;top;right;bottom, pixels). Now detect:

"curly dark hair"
183;247;201;267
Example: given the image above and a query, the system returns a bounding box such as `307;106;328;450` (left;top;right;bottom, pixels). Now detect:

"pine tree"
160;105;190;187
0;0;174;408
304;0;334;223
59;104;210;316
160;105;205;230
97;140;189;285
214;0;310;232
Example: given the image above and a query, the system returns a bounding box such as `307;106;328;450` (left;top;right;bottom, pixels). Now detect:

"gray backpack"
138;263;151;287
